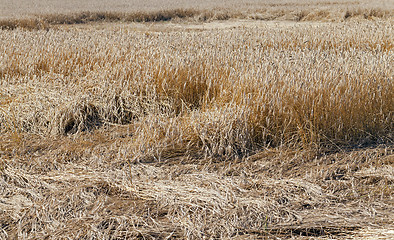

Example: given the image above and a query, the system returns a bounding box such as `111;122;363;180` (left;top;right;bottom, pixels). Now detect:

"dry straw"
1;19;392;156
0;2;393;238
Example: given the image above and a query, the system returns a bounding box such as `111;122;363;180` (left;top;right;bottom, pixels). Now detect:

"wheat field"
0;0;393;239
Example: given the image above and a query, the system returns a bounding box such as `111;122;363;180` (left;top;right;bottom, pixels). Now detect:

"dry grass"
1;20;392;153
0;8;393;30
0;0;393;239
1;134;392;238
1;0;393;19
0;0;394;30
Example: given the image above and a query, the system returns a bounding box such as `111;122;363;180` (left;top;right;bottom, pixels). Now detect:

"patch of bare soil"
0;131;392;239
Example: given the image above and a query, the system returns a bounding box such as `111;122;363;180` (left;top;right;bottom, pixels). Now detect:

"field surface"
0;0;393;239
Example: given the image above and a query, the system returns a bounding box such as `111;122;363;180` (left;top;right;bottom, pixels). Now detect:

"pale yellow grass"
0;0;394;30
0;2;393;239
2;0;391;18
1;20;392;155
